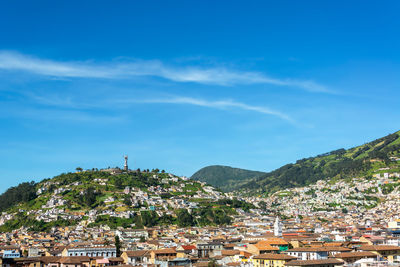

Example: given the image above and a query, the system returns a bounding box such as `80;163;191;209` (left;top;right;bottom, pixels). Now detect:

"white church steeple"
274;216;282;237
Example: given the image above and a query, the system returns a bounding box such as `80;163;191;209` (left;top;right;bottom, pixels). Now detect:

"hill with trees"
192;131;400;195
0;169;254;232
191;165;266;192
240;130;400;195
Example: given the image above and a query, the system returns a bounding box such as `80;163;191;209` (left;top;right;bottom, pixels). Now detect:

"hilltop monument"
124;155;128;171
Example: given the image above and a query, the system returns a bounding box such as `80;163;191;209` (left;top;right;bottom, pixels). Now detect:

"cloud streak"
24;92;294;123
117;96;294;122
0;51;330;92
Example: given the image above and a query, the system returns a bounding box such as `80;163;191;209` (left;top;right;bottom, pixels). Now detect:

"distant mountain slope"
191;165;266;191
240;130;400;195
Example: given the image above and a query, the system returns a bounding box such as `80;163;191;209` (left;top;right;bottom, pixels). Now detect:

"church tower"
274;216;282;237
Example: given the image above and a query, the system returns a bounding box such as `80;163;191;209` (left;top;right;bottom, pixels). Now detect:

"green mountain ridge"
191;165;266;192
193;130;400;194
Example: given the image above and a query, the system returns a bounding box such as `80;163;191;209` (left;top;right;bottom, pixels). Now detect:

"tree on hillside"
0;181;37;212
115;235;121;257
176;209;194;227
81;187;99;207
141;211;158;227
114;177;124;189
123;195;132;206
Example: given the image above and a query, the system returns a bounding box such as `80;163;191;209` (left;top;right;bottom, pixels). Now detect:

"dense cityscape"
1;152;400;267
2;1;400;267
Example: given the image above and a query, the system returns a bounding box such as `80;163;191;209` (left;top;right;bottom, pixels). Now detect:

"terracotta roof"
263;238;289;245
324;242;344;247
226;262;241;266
13;257;41;263
285;259;344;266
359;245;400;251
124;250;150;257
108;257;124;262
182;245;196;250
254;243;280;251
152;248;177;254
12;256;60;264
59;256;91;264
221;250;240;256
39;256;63;264
334;251;377;258
254;253;296;260
324;247;352;252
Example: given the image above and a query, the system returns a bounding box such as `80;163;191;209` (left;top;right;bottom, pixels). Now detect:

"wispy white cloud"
117;96;294;122
0;51;331;92
23;92;294;123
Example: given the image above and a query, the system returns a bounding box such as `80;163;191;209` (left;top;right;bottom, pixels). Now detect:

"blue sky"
1;1;400;190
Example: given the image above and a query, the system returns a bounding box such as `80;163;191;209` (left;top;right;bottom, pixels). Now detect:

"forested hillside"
192;131;400;194
240;131;400;195
0;182;37;212
191;165;266;191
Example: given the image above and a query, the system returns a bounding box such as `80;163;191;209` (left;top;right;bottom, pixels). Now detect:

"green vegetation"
115;235;121;257
0;214;77;232
0;168;241;231
176;209;195;227
88;215;137;228
0;181;37;212
80;186;102;207
192;131;400;195
196;207;232;226
239;131;400;195
191;165;266;192
215;198;256;212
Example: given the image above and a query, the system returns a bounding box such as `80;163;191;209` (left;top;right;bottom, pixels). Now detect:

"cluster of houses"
1;214;400;267
2;166;400;266
239;172;400;229
1;235;400;267
0;173;225;227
